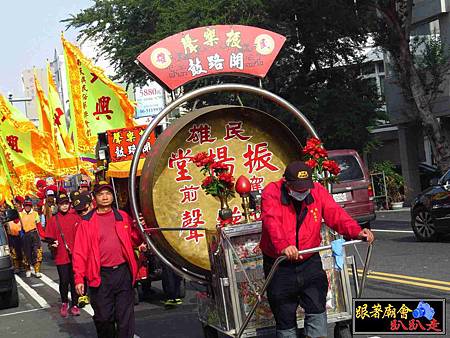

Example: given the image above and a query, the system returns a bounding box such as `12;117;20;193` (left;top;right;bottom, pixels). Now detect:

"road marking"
39;273;95;316
371;229;414;233
353;272;450;292
360;270;450;286
31;283;45;287
15;275;50;309
0;307;47;317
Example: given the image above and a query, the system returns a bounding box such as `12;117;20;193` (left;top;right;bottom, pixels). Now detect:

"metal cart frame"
197;222;373;338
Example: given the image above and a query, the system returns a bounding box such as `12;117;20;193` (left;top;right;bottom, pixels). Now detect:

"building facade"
372;0;450;203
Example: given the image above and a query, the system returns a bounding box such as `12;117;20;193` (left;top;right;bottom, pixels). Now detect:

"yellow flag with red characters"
62;35;135;158
34;72;79;176
0;149;14;205
0;93;52;191
47;63;74;154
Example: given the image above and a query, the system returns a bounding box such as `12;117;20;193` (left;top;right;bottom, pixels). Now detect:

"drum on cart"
129;25;373;338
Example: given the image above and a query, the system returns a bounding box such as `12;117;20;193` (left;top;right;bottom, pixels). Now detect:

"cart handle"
235;240;372;338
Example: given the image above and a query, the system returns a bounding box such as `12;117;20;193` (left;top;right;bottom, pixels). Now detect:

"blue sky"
0;0;93;96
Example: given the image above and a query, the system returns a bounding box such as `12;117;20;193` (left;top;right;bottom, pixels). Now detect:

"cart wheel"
202;324;219;338
334;321;352;338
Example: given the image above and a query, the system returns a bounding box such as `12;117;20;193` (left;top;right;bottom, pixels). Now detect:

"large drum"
139;105;302;279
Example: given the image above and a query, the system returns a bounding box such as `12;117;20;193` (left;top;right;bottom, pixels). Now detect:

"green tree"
360;0;450;171
65;0;382;152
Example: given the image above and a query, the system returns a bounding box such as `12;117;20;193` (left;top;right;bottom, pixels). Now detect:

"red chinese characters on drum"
167;120;278;244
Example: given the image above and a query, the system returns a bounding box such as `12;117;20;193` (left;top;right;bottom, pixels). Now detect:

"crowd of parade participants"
0;178;183;338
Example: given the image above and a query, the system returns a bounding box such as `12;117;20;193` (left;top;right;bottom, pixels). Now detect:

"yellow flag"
47;63;75;154
35;71;54;140
62;35;135;158
34;74;80;176
0;149;14;205
0;93;53;188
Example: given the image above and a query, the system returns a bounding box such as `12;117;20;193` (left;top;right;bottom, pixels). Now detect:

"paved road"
0;219;448;338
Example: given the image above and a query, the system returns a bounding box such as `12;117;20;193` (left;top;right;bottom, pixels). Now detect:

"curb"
375;208;411;222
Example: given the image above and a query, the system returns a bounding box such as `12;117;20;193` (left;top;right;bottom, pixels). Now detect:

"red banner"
137;25;286;90
106;125;156;162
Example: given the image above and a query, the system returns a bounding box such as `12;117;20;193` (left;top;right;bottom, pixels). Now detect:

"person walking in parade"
78;180;91;193
20;197;44;278
71;191;94;217
6;212;25;273
161;264;183;307
12;196;24;212
45;192;81;317
73;181;143;338
260;161;374;338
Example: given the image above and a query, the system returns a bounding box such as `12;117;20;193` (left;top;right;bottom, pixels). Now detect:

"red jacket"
72;208;141;287
45;211;81;265
260;180;361;260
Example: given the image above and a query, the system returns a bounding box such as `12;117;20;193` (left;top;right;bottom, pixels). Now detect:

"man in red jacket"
45;192;80;317
260;161;374;338
73;181;141;338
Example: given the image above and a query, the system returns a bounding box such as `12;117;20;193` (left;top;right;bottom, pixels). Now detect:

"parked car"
0;208;19;309
328;149;376;228
410;169;450;241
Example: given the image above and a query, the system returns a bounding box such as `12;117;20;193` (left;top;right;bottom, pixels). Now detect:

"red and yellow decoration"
0;94;52;196
106;125;157;178
137;25;286;90
62;35;136;159
139;106;301;273
34;71;79;176
47;63;75;155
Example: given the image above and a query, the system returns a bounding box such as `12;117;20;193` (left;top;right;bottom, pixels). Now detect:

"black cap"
284;161;314;191
93;181;114;195
72;191;92;211
69;191;80;202
56;193;70;205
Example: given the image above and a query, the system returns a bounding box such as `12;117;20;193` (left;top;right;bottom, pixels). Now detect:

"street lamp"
7;93;37;122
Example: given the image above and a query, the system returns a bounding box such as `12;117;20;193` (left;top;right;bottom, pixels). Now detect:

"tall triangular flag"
35;70;54;139
47;63;75;154
62;35;135;158
34;73;79;176
0;93;52;191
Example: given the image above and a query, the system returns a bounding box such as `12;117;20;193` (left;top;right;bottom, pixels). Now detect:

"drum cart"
129;83;374;338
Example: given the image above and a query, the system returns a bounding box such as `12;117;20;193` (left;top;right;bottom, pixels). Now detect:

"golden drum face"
140;105;301;278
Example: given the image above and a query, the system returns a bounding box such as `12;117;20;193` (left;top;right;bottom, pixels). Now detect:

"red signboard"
106;125;156;162
136;25;286;90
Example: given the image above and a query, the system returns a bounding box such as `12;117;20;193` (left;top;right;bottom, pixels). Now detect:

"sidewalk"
375;207;411;222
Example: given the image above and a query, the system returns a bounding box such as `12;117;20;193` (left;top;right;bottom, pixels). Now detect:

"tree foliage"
363;0;450;170
65;0;382;152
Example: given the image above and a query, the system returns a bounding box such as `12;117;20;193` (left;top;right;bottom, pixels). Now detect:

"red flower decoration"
301;137;340;185
305;159;318;168
323;160;340;175
201;176;214;188
193;151;235;200
192;152;215;167
210;161;228;172
218;172;235;188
